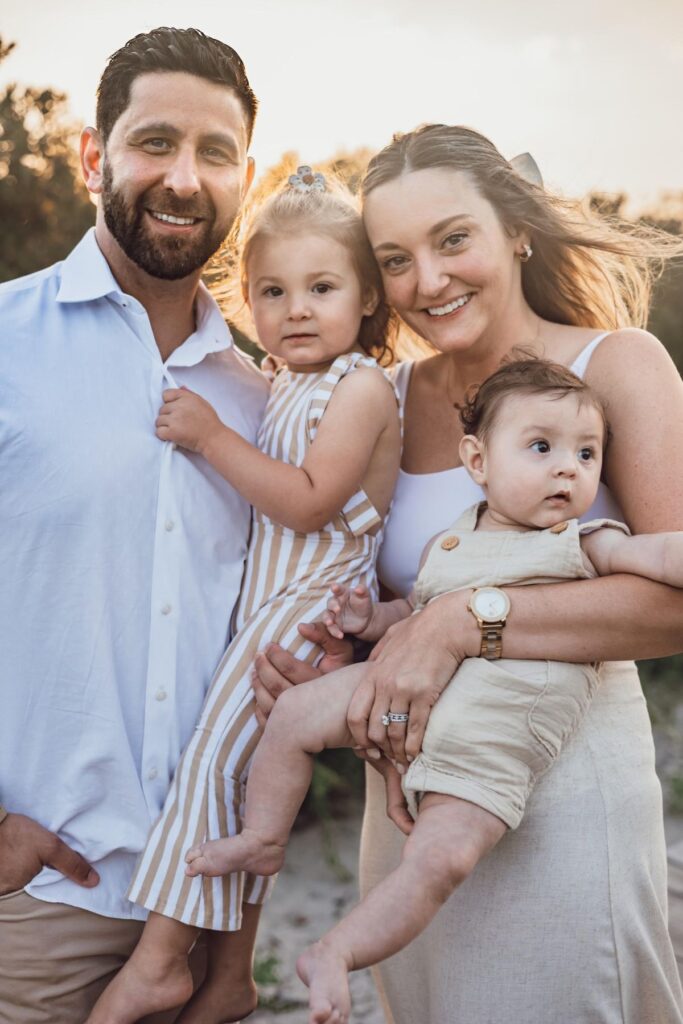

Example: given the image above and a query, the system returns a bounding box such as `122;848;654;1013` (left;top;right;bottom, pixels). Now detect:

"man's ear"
80;127;105;194
242;156;256;199
459;434;487;485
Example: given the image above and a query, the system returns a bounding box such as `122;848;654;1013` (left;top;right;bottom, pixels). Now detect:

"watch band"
479;622;505;659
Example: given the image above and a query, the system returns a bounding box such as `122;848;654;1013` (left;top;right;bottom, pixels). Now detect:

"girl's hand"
347;591;476;766
156;388;223;454
323;583;374;639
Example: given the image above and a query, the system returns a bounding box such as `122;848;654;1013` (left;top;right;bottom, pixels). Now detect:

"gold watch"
468;587;511;659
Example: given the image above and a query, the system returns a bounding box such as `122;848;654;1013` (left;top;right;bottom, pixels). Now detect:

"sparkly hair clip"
288;165;326;193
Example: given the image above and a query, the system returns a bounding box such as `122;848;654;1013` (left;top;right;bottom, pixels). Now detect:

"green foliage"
0;38;94;282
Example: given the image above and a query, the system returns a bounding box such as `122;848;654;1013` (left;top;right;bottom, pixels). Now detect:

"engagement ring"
381;712;409;726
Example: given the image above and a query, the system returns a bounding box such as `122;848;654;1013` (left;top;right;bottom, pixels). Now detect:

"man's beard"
101;165;227;280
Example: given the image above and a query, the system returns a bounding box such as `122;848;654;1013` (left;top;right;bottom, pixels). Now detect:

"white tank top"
377;334;624;597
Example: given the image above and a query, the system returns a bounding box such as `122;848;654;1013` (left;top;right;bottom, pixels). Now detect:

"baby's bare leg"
297;795;507;1024
185;663;366;880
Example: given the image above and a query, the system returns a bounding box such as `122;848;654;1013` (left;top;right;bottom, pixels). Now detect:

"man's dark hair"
96;27;258;145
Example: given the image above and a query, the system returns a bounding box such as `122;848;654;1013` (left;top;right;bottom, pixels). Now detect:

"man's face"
100;71;252;280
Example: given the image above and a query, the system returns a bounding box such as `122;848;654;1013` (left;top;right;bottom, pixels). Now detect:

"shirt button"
440;535;460;550
165;520;175;532
161;603;172;615
148;767;158;780
155;688;168;701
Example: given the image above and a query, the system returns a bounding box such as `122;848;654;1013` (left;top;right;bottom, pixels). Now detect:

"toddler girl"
184;357;683;1024
88;168;401;1024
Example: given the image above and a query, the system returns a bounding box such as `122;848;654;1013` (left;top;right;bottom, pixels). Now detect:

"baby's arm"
324;583;413;642
156;367;399;534
581;528;683;587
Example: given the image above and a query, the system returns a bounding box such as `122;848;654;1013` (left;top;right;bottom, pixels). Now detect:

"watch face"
472;588;510;622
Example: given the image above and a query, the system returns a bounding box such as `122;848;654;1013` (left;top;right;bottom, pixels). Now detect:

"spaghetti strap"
570;332;611;380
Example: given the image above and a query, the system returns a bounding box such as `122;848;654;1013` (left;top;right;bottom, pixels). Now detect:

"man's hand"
323;583;374;639
156;388;223;454
251;621;354;727
0;813;99;896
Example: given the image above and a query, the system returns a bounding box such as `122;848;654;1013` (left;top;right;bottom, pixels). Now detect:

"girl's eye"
578;447;595;462
312;283;332;294
530;440;550;454
263;286;283;297
442;232;467;250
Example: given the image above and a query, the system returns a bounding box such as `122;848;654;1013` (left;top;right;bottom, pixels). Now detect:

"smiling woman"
348;123;683;1024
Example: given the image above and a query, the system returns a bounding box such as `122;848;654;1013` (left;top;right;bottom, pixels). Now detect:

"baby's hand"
156;388;222;453
323;583;374;639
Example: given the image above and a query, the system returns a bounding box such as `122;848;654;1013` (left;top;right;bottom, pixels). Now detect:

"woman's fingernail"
396;763;405;775
406;755;414;762
366;749;381;760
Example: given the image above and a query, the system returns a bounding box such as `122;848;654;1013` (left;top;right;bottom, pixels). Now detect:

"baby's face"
477;392;605;529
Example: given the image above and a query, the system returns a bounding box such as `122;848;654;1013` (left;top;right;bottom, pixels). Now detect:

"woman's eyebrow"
373;214;475;252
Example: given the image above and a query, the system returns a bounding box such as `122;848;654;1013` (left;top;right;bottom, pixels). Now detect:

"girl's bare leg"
86;912;197;1024
297;795;507;1024
175;903;261;1024
185;664;366;880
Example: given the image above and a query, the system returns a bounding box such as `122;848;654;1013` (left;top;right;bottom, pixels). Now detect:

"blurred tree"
0;37;94;282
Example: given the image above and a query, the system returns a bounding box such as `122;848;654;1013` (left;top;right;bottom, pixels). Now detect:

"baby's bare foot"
86;949;193;1024
176;973;258;1023
185;829;285;878
297;941;351;1024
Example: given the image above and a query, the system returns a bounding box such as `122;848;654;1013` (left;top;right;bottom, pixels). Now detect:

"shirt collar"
56;229;234;365
56;229;126;304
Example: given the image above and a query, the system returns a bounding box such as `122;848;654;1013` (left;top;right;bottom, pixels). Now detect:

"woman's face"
363;167;525;353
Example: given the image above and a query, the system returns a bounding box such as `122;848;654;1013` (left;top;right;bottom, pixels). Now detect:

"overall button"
441;535;460;551
550;521;569;534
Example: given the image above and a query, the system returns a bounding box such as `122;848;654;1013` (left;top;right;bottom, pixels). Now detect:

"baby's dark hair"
459;356;610;445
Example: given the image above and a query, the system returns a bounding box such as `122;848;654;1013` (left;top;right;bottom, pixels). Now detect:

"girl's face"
246;232;375;372
363;167;526;353
461;392;605;530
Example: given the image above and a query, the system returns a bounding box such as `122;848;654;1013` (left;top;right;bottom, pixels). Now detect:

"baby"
185;357;683;1024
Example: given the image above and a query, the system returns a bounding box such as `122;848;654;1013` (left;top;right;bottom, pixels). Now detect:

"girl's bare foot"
86;949;193;1024
185;828;285;878
176;972;258;1024
296;941;352;1024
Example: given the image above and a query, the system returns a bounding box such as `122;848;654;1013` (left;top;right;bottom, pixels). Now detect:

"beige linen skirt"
360;661;683;1024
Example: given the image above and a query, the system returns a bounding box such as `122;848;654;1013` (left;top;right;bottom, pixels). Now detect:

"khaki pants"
0;889;206;1024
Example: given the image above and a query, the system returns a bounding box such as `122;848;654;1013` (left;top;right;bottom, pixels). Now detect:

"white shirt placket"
140;361;183;809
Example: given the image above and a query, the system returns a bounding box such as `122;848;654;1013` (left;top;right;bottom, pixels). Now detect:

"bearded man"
0;27;269;1022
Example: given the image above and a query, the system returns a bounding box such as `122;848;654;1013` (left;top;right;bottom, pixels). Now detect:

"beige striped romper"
128;351;394;931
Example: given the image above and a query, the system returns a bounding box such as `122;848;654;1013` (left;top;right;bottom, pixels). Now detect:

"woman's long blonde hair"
361;124;683;334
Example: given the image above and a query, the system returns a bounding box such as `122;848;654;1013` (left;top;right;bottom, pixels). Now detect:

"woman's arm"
157;367;399;533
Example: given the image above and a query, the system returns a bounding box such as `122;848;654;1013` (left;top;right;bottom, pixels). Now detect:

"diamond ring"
381;712;409;726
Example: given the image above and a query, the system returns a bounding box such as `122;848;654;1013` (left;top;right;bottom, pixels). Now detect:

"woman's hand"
251;621;354;727
156;388;224;453
347;590;477;765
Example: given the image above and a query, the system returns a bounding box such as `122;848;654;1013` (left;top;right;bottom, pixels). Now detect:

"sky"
3;0;682;204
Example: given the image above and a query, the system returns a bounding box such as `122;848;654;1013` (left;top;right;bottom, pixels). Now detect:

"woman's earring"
519;244;533;263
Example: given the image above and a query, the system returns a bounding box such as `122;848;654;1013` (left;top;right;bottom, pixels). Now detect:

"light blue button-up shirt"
0;230;269;919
